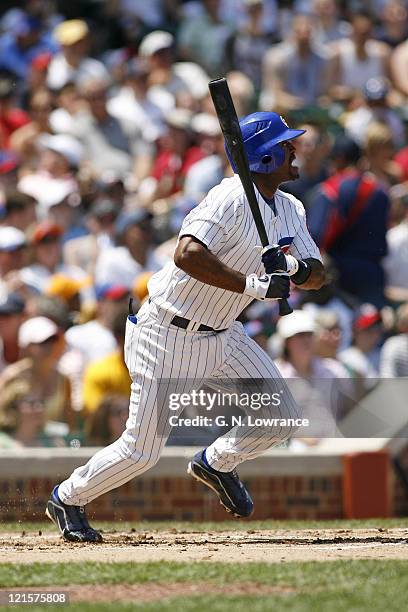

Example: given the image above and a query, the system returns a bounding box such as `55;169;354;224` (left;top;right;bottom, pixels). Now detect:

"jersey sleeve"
179;190;241;253
290;200;323;262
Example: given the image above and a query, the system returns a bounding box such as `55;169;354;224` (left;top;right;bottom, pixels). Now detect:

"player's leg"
205;321;300;472
47;312;222;540
188;321;299;517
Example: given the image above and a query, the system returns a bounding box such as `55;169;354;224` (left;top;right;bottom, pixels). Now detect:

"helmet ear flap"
258;144;285;173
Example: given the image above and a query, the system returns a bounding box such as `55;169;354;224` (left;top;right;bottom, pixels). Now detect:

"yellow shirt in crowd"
82;352;131;414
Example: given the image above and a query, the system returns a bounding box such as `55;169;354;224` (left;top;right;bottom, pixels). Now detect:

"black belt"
170;315;225;333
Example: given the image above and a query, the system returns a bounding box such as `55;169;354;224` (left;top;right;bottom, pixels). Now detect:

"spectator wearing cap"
343;77;404;149
46;19;109;91
0;13;56;81
225;0;278;92
19;221;91;302
308;135;390;307
274;309;350;438
0;189;36;232
63;199;118;277
178;0;234;77
0;291;25;372
17;132;81;214
329;10;391;103
72;77;139;178
82;307;131;415
280;123;330;209
0;226;27;280
10;87;54;162
94;209;164;289
65;284;129;366
138;30;189;109
142;108;204;205
339;304;383;379
261;13;332;112
0;316;72;426
0;77;31;150
380;303;408;377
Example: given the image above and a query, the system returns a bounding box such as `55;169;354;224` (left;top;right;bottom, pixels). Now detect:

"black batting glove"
262;246;287;273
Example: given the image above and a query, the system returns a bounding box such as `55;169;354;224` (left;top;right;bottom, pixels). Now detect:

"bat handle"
279;298;293;317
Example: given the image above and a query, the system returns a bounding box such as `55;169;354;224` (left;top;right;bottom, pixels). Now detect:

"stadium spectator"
312;0;351;45
390;36;408;97
274;310;350;437
10;87;54;162
0;380;66;447
361;121;401;188
313;309;343;359
82;308;131;415
261;13;332;111
343;77;405;149
339;304;383;379
65;284;129;366
0;316;72;426
19;221;90;298
376;0;408;49
308;135;390;307
329;9;390;102
63;199;118;277
383;191;408;303
0;291;25;372
0;189;36;231
139;30;189;109
0;13;54;81
0;77;30;150
86;394;129;446
178;0;234;77
46;19;109;91
94;209;163;288
380;303;408;377
72;77;137;178
0;226;27;283
224;0;277;91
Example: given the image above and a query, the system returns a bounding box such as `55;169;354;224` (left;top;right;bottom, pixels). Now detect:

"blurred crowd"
0;0;408;449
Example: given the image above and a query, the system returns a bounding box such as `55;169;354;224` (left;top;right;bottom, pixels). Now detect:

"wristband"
291;260;311;285
285;254;299;276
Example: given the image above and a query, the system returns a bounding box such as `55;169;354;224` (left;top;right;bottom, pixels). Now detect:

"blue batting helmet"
227;112;305;174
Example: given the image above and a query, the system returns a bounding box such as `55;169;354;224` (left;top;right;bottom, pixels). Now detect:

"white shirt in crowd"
94;246;164;289
383;220;408;290
65;320;117;365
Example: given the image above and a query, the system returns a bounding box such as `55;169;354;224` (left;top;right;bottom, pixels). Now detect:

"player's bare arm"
175;236;290;301
174;236;246;293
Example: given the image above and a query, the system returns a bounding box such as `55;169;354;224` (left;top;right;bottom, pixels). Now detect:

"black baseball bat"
208;77;292;316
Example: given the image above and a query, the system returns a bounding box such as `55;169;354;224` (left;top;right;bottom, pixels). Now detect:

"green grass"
1;517;408;534
0;560;407;612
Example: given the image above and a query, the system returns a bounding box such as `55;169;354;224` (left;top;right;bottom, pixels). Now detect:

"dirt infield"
1;527;408;564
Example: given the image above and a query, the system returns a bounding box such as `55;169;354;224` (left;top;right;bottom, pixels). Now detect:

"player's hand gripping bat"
208;77;293;316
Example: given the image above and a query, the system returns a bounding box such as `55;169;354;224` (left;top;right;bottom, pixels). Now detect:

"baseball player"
46;112;325;542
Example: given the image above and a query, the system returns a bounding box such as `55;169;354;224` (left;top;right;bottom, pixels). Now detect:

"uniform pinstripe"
58;175;320;506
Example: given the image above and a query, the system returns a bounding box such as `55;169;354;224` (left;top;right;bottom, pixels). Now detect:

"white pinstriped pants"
58;300;300;506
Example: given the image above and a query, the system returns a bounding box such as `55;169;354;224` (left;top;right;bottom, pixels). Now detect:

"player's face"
280;140;299;181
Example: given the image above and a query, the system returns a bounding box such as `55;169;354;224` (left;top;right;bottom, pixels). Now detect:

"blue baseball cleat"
187;451;254;518
45;486;103;543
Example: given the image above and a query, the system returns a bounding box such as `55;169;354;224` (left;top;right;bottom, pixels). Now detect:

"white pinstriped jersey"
148;175;322;329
